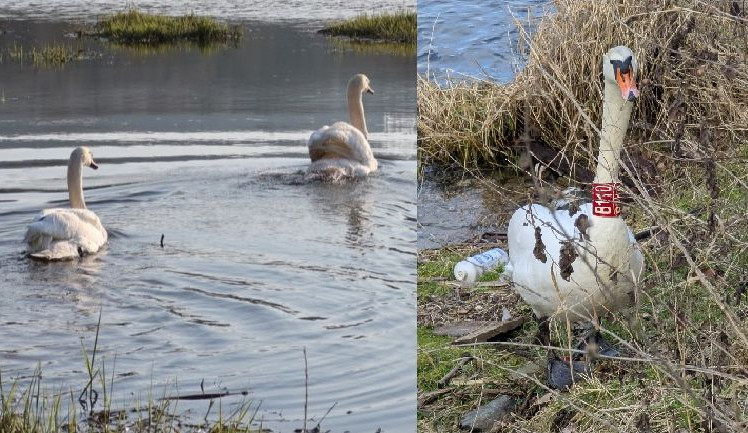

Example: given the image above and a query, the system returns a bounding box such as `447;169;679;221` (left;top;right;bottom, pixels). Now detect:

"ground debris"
458;395;516;431
452;318;528;345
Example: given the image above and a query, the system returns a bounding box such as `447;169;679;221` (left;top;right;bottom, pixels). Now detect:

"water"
0;0;413;23
0;19;416;432
417;0;548;82
417;172;519;250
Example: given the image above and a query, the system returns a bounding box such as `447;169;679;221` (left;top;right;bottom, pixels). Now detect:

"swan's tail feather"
28;242;81;261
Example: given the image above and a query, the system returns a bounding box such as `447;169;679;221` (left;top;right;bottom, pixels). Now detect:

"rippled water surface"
0;0;413;22
0;20;415;432
417;0;548;82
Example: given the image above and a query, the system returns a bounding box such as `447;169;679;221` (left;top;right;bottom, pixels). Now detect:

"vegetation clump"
1;43;85;67
320;11;416;44
94;9;241;46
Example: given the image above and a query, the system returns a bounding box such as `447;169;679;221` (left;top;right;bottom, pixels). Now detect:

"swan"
24;147;108;260
307;74;378;180
506;46;644;328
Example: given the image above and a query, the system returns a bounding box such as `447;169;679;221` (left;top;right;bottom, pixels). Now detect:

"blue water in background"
417;0;549;82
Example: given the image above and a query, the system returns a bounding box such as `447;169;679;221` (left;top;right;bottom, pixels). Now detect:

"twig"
438;354;474;388
303;347;308;433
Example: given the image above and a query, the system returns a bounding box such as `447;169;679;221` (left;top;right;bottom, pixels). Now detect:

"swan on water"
25;147;108;260
307;74;378;180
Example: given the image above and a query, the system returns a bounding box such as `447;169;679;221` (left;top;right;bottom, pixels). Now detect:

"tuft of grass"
329;38;415;56
0;313;260;433
93;9;241;46
0;43;82;67
320;11;416;43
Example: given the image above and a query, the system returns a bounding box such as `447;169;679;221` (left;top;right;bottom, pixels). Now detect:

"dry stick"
425;12;440;82
303;347;308;433
314;401;338;430
437;354;474;388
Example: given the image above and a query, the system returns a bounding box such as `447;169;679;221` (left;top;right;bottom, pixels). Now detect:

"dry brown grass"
418;1;748;432
418;0;748;174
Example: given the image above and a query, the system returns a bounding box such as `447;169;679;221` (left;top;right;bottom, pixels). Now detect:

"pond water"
0;19;416;432
417;0;548;82
0;0;413;23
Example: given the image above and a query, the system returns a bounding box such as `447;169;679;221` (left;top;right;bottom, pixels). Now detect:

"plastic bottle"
453;248;510;283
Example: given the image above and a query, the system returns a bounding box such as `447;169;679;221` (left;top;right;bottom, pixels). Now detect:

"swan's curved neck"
593;80;633;184
68;157;86;209
347;87;368;139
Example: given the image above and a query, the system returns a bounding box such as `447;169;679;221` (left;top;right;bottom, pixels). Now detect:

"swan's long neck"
68;157;86;209
593;80;633;184
587;79;634;266
348;87;368;139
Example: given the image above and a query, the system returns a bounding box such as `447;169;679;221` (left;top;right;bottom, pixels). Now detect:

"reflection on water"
417;0;548;82
0;20;415;432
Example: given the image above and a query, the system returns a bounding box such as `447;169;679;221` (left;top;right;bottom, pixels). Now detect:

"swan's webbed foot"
572;323;620;361
547;352;591;390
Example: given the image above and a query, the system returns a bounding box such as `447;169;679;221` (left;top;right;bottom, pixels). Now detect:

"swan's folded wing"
308;122;369;162
25;208;107;255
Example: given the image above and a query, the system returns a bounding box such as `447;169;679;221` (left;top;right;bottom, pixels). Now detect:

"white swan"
506;46;644;323
25;147;108;260
307;74;378;180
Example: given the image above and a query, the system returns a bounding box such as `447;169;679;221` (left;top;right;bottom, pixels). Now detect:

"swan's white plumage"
24;146;107;260
308;121;378;178
25;208;108;260
507;203;643;320
307;74;378;180
506;46;645;321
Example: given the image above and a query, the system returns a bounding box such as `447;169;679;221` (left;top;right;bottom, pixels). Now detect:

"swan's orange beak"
366;87;374;95
90;161;99;170
615;68;638;102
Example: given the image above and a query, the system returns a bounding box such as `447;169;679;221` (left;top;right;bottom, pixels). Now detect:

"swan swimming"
25;146;108;260
307;74;378;180
506;46;645;326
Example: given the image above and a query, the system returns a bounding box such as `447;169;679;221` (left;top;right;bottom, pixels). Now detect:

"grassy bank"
418;233;748;431
320;11;416;44
93;9;241;45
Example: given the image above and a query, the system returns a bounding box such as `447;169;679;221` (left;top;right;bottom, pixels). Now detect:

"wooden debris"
418;388;453;407
438;354;474;388
453;317;528;345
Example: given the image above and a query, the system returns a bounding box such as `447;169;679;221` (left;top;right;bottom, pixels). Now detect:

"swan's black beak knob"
366;88;374;95
90;162;99;170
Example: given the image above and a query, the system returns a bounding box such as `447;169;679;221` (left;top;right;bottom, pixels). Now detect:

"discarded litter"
453;248;509;283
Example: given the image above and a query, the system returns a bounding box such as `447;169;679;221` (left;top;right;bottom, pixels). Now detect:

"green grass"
418;327;467;392
0;43;82;67
329;38;415;56
93;9;241;45
320;11;416;43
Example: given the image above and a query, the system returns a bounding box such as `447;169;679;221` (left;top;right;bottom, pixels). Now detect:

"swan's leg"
536;316;551;347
